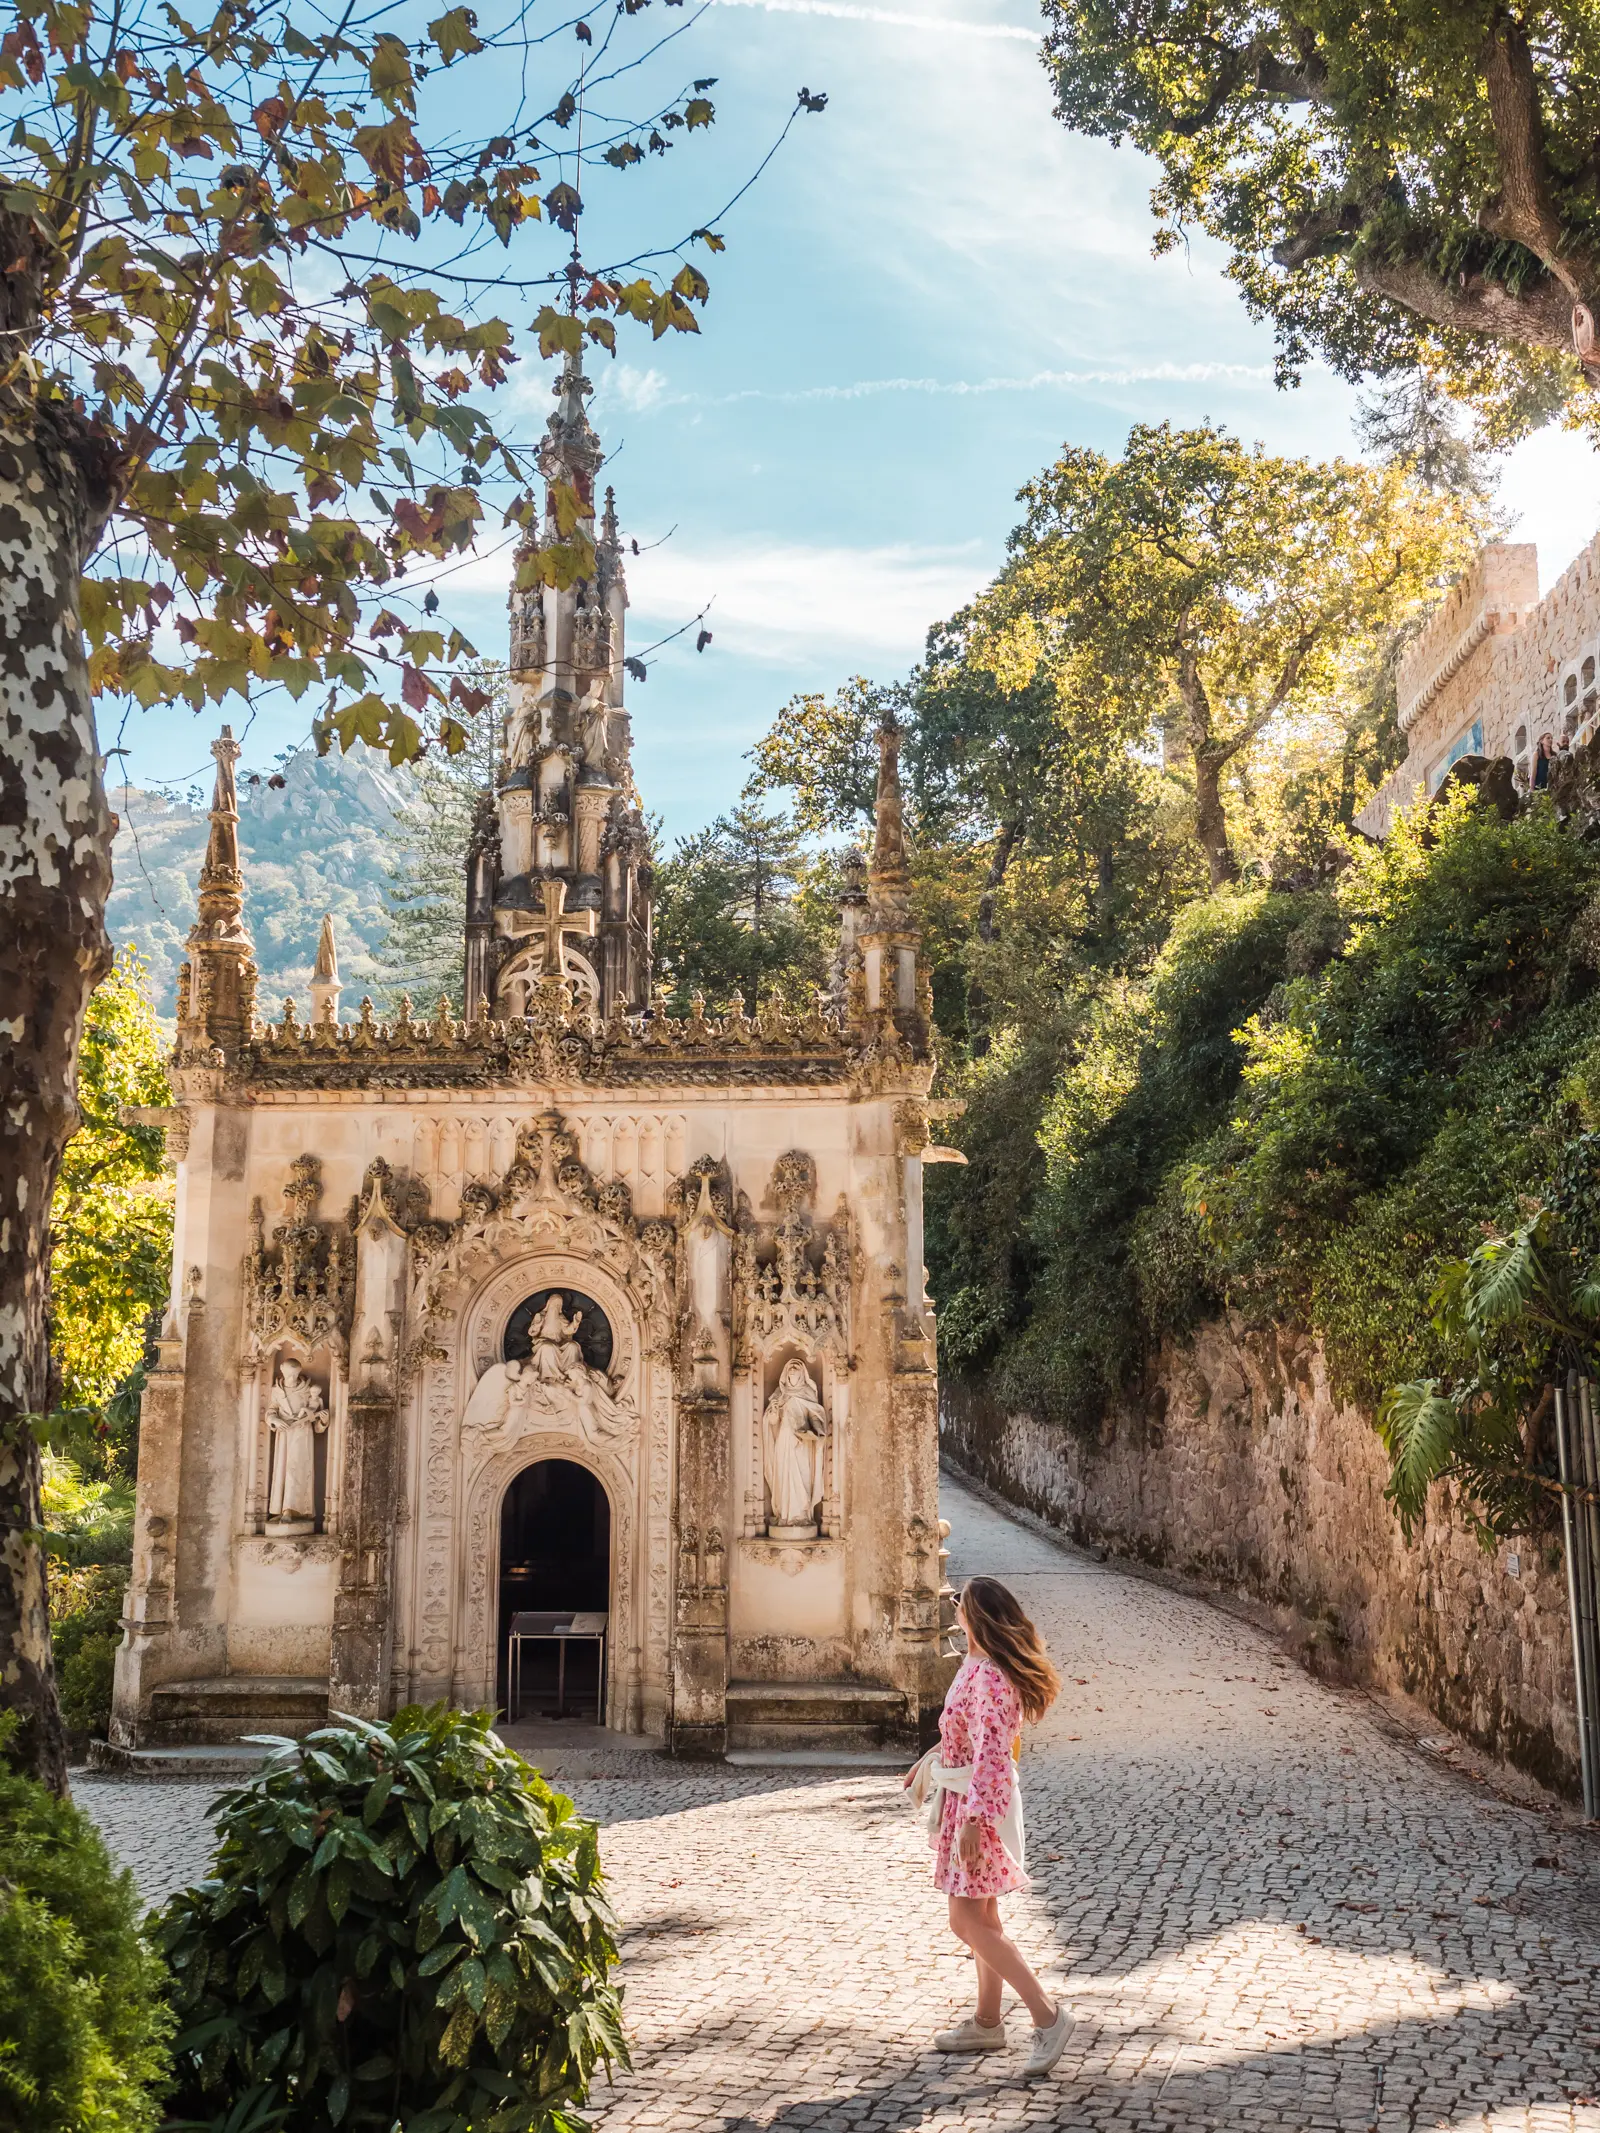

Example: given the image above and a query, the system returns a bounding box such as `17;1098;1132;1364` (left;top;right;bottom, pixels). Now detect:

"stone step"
724;1680;912;1754
143;1675;329;1746
724;1747;913;1770
87;1738;280;1781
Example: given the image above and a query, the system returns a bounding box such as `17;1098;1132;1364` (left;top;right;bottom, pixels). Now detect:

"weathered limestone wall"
1362;530;1600;838
941;1318;1581;1796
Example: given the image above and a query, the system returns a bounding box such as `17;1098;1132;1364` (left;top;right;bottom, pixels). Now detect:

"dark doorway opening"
497;1459;610;1721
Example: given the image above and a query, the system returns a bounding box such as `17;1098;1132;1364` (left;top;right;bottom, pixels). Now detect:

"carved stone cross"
529;878;599;978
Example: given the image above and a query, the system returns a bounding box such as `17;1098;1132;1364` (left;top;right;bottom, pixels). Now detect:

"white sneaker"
1022;2003;1071;2077
933;2014;1007;2053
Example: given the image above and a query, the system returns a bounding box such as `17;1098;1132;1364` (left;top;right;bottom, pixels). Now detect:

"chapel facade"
111;356;958;1756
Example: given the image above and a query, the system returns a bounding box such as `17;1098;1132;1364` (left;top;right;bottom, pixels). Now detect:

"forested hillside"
107;741;413;1014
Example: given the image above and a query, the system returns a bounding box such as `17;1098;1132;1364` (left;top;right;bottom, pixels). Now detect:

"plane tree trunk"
0;407;118;1793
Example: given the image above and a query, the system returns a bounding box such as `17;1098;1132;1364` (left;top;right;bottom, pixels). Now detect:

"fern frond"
1379;1379;1461;1539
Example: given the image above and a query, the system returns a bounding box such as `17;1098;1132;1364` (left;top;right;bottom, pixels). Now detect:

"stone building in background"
110;356;959;1761
1359;533;1600;838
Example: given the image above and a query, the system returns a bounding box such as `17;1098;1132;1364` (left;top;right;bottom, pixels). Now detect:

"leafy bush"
44;1452;136;1739
932;785;1600;1534
0;1717;173;2132
1189;792;1600;1308
943;888;1315;1426
155;1705;628;2133
53;1563;128;1737
49;948;173;1414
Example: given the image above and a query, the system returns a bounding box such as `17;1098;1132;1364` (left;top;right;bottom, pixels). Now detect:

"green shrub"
52;1562;128;1737
996;887;1314;1425
155;1705;628;2133
1190;792;1600;1306
933;784;1600;1531
0;1720;172;2133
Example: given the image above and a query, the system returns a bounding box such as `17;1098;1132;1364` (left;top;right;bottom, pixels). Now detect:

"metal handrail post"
1556;1377;1597;1818
1578;1378;1600;1814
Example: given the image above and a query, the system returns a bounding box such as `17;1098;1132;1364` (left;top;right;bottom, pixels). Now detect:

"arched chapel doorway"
497;1458;611;1721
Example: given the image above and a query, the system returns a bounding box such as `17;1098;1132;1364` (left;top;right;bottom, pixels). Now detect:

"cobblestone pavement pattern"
81;1475;1600;2131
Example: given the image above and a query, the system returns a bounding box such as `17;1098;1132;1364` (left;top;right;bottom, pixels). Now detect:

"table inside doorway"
506;1610;608;1721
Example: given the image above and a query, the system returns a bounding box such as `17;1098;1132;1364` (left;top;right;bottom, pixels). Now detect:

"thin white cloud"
605;364;672;414
630;537;990;661
712;0;1039;39
714;361;1274;405
606;360;1275;415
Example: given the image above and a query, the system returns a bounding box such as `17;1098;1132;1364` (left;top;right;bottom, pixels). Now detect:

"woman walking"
908;1575;1071;2076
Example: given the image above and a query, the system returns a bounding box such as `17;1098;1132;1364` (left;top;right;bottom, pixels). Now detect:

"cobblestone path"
80;1474;1600;2131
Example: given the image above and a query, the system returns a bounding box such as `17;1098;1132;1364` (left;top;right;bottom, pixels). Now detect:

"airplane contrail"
711;0;1042;42
707;363;1275;404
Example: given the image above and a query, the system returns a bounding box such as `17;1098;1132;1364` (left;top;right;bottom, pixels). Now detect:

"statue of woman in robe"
762;1357;828;1535
266;1358;328;1528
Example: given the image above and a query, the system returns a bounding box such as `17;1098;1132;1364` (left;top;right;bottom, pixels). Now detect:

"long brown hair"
959;1576;1060;1722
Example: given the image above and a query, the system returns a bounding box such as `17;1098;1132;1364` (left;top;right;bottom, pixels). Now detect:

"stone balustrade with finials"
225;977;932;1093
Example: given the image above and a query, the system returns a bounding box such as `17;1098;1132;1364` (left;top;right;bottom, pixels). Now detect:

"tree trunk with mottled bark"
0;411;117;1793
1176;649;1240;890
1192;743;1240;889
975;817;1020;945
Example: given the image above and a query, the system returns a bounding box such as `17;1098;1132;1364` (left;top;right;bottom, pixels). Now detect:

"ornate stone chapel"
111;357;959;1757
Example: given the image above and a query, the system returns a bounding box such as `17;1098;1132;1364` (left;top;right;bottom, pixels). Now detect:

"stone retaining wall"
941;1318;1581;1796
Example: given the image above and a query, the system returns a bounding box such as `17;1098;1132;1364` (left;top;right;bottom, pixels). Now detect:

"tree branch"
1477;12;1591;298
1352;248;1575;351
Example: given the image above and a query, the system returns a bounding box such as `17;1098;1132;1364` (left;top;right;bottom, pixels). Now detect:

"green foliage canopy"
653;796;828;1008
1041;0;1600;433
973;422;1483;886
747;676;886;837
1188;789;1600;1314
48;946;172;1415
2;0;745;764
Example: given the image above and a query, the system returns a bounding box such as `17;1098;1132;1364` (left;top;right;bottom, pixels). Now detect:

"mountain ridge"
108;740;426;1015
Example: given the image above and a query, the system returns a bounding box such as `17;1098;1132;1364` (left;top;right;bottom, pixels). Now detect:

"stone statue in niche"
464;1291;635;1445
763;1357;828;1539
265;1358;327;1533
578;686;610;768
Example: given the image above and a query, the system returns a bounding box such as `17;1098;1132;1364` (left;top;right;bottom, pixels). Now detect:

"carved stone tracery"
242;1154;353;1363
733;1152;850;1364
409;1108;677;1379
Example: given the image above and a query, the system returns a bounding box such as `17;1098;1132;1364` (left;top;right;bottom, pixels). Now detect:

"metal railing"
1554;1375;1600;1818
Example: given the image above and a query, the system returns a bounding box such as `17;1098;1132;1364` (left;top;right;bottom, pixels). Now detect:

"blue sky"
114;0;1600;839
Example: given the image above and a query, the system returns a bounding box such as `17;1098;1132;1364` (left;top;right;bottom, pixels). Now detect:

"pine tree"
377;674;504;1012
654;792;824;1007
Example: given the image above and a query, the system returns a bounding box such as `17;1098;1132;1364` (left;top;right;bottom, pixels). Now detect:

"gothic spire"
868;712;909;896
180;725;258;1054
310;913;342;1026
538;343;604;517
487;346;649;1020
195;725;246;936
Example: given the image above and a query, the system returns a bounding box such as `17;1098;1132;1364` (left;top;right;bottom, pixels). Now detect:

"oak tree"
975;422;1481;887
1043;0;1600;430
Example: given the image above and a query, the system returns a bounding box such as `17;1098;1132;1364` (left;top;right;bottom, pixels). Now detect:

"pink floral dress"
933;1654;1029;1897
